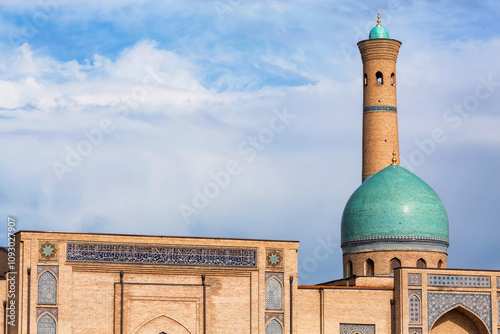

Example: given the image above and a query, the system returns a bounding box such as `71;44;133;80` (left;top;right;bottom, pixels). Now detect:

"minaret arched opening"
365;259;374;276
391;73;395;86
417;258;427;268
390;258;401;275
376;71;383;85
438;260;444;268
364;73;368;86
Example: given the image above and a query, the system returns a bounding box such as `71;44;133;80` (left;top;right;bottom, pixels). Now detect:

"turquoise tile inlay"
363;105;397;114
341;165;449;253
428;293;491;331
428;275;490;288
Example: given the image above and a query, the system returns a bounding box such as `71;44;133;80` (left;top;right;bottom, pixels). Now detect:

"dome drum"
341;236;449;254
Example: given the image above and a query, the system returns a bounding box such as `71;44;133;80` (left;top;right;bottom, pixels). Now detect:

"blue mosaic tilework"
266;249;283;269
38;241;58;261
37;313;56;334
37;266;58;278
409;290;421;324
266;277;283;310
38;271;57;305
265;272;284;283
339;324;375;334
66;242;257;267
408;273;422;286
408;328;422;334
36;308;58;321
363;105;397;114
428;275;490;288
428;293;491;331
266;319;282;334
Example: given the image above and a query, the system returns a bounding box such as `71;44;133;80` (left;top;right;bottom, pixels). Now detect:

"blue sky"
0;0;499;284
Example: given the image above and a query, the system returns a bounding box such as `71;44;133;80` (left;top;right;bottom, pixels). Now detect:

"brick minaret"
358;12;402;182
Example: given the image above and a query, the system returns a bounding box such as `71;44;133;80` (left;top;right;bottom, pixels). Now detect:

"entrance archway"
135;315;192;334
430;306;489;334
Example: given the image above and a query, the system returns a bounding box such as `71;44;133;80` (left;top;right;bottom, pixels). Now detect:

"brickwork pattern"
340;324;375;334
428;275;490;287
67;242;257;267
408;273;422;286
427;293;491;331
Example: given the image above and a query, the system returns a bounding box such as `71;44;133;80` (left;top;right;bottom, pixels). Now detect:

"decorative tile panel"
265;272;284;283
38;241;58;261
266;319;283;334
339;324;375;334
408;273;422;286
37;266;59;278
38;271;57;305
266;249;283;269
363;105;397;114
498;292;500;324
409;290;421;324
36;308;58;321
266;277;283;310
428;275;490;287
265;313;284;324
497;277;500;288
66;242;257;267
408;328;422;334
428;293;491;331
37;313;56;334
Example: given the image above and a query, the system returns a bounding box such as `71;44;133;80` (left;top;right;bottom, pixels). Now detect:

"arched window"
37;313;56;334
365;259;374;276
364;73;367;86
390;258;401;274
376;71;383;85
438;260;443;268
38;271;57;305
409;294;421;324
266;319;283;334
391;73;395;86
346;260;353;277
266;277;282;310
416;258;426;268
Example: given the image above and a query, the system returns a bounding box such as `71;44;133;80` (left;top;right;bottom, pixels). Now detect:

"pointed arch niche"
430;306;489;334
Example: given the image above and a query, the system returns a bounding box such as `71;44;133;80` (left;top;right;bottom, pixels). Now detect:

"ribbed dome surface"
341;165;449;252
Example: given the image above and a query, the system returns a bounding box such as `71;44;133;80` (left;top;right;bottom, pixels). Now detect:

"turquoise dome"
341;165;449;253
369;25;389;39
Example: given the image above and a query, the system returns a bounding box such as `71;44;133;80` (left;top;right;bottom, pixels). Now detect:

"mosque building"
1;12;499;334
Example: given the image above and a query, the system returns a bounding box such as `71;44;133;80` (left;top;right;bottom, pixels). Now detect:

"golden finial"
391;150;397;165
377;7;381;26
